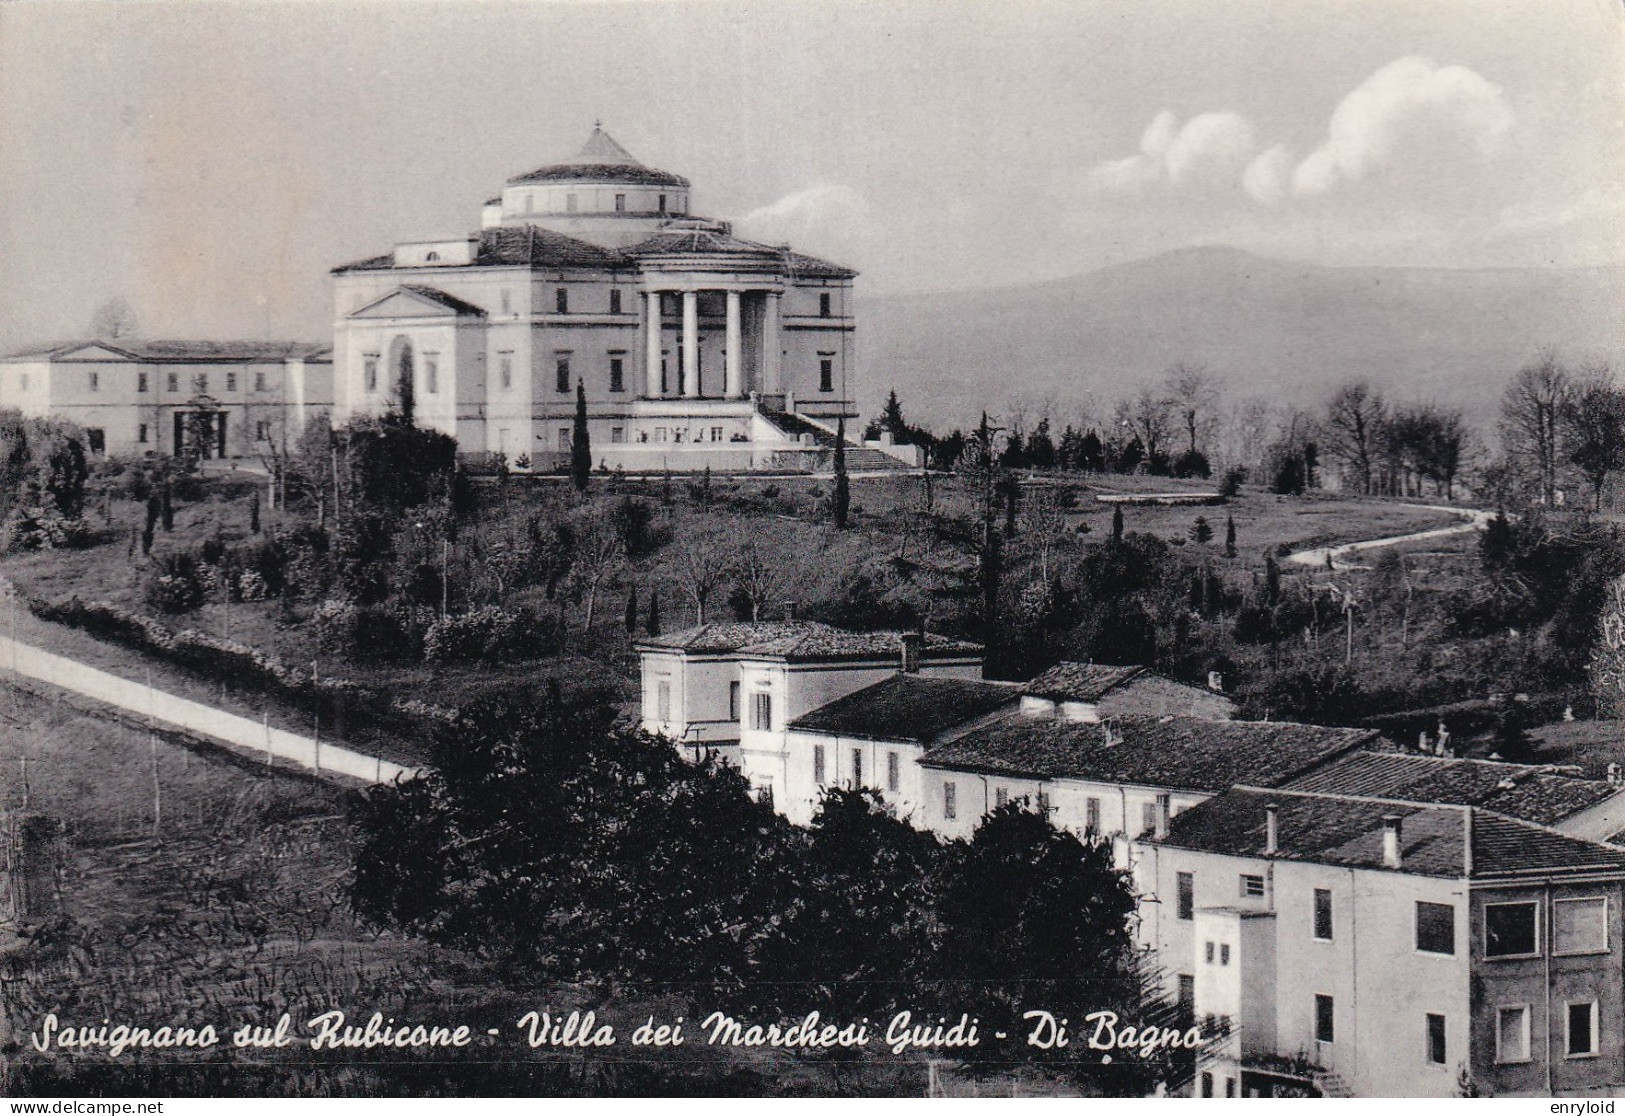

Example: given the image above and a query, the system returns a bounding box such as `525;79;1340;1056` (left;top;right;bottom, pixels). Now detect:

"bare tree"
567;505;624;629
1123;388;1173;466
671;519;731;626
1163;362;1220;459
1500;353;1573;506
731;536;795;622
1323;382;1387;495
1565;366;1625;511
89;297;140;341
1020;484;1067;584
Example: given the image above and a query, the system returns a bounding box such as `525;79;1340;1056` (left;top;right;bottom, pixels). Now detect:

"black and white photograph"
1;0;1624;1101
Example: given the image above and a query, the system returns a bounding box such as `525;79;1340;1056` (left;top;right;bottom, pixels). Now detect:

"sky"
1;0;1622;350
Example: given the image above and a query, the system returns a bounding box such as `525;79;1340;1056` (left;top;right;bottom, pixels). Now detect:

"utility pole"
441;538;450;621
311;660;321;774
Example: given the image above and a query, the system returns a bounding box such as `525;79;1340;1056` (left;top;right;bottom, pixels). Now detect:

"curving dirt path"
1284;505;1495;570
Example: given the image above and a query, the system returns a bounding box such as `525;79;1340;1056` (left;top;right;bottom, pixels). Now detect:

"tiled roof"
635;620;982;662
921;716;1374;793
1157;787;1625;879
1284;751;1620;827
333;226;633;275
1023;662;1147;702
508;163;689;188
2;340;331;362
625;229;856;279
788;674;1020;743
397;285;488;316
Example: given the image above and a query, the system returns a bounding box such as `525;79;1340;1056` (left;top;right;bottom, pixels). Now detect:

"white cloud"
1090;110;1257;195
1242;144;1294;205
736;183;868;245
1290;56;1513;198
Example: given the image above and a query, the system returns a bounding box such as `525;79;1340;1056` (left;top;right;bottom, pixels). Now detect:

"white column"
762;291;782;397
644;291;662;397
682;290;700;398
724;290;743;399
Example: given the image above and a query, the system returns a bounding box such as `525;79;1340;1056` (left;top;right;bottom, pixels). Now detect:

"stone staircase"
759;409;914;472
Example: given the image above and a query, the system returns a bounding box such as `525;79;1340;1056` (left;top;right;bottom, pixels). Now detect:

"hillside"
858;247;1625;430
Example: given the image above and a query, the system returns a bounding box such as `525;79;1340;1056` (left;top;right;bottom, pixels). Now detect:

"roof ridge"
1231;784;1470;813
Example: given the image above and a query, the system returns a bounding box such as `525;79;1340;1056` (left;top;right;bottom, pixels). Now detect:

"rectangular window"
1085;796;1101;835
610;357;625;393
1204;940;1214;964
709;426;722;442
363;358;377;393
813;744;826;787
254;420;272;441
994;787;1008;808
819;357;834;392
752;691;772;732
1200;1073;1213;1099
1426;1013;1447;1065
655;681;671;722
556;356;571;393
1315;995;1334;1044
1240;874;1265;898
166;371;179;392
851;748;863;787
1555;897;1609;955
1177;871;1194;921
558;428;571;451
556;287;569;314
137;371;149;393
254;369;267;392
943;781;957;820
1416;901;1456;955
1496;1005;1530;1063
1567;1001;1599;1058
729;681;740;721
1485;901;1540;958
1219;943;1230;966
88;370;98;392
425;356;438;395
614;193;626;213
819;292;832;318
225;371;237;392
654;427;668;443
137;423;149;444
1140;801;1158;837
610;288;623;314
658;194;667;214
611;427;625;444
887;751;900;792
1314;888;1334;941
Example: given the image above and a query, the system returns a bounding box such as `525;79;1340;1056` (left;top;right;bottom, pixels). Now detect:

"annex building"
331;126;913;473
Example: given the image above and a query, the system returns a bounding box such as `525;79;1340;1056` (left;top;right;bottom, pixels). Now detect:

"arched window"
387;335;415;419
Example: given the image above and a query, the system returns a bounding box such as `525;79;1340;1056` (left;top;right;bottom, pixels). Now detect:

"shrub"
3;505;96;552
423;606;558;664
145;554;205;614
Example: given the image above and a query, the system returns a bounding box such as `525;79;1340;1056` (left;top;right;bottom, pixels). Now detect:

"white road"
1284;505;1495;569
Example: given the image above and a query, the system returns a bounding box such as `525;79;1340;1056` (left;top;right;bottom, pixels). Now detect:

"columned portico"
681;291;700;398
644;290;662;397
725;290;743;399
762;291;782;396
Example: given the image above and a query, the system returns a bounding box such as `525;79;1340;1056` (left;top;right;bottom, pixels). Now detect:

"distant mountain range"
857;246;1625;431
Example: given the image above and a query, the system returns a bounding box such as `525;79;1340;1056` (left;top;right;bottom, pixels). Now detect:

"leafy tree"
1076;429;1105;473
1323;381;1386;495
339;416;457;512
930;803;1144;1085
89;297;140;341
570;379;592;491
1164;362;1218;461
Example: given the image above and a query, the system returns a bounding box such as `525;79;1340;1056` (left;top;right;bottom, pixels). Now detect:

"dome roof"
507;125;690;188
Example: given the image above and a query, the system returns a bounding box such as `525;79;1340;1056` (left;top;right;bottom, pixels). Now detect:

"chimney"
899;632;923;674
1207;670;1224;693
1102;719;1123;747
1382;814;1403;869
1154;792;1171;840
1264;802;1279;855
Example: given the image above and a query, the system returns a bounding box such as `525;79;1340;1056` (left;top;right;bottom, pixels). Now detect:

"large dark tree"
1567;372;1625;511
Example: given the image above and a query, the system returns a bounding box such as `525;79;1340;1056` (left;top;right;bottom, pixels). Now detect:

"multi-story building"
632;620;984;806
330;126;909;473
1137;786;1625;1097
0;339;331;459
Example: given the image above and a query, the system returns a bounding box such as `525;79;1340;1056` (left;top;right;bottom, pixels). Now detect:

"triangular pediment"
348;286;485;320
53;342;141;362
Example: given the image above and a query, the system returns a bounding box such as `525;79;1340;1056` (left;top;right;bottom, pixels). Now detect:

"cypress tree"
570;379;592;491
1111;504;1124;544
832;417;850;529
646;588;661;636
250;490;261;534
624;585;638;634
160;482;173;533
1224;513;1237;558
